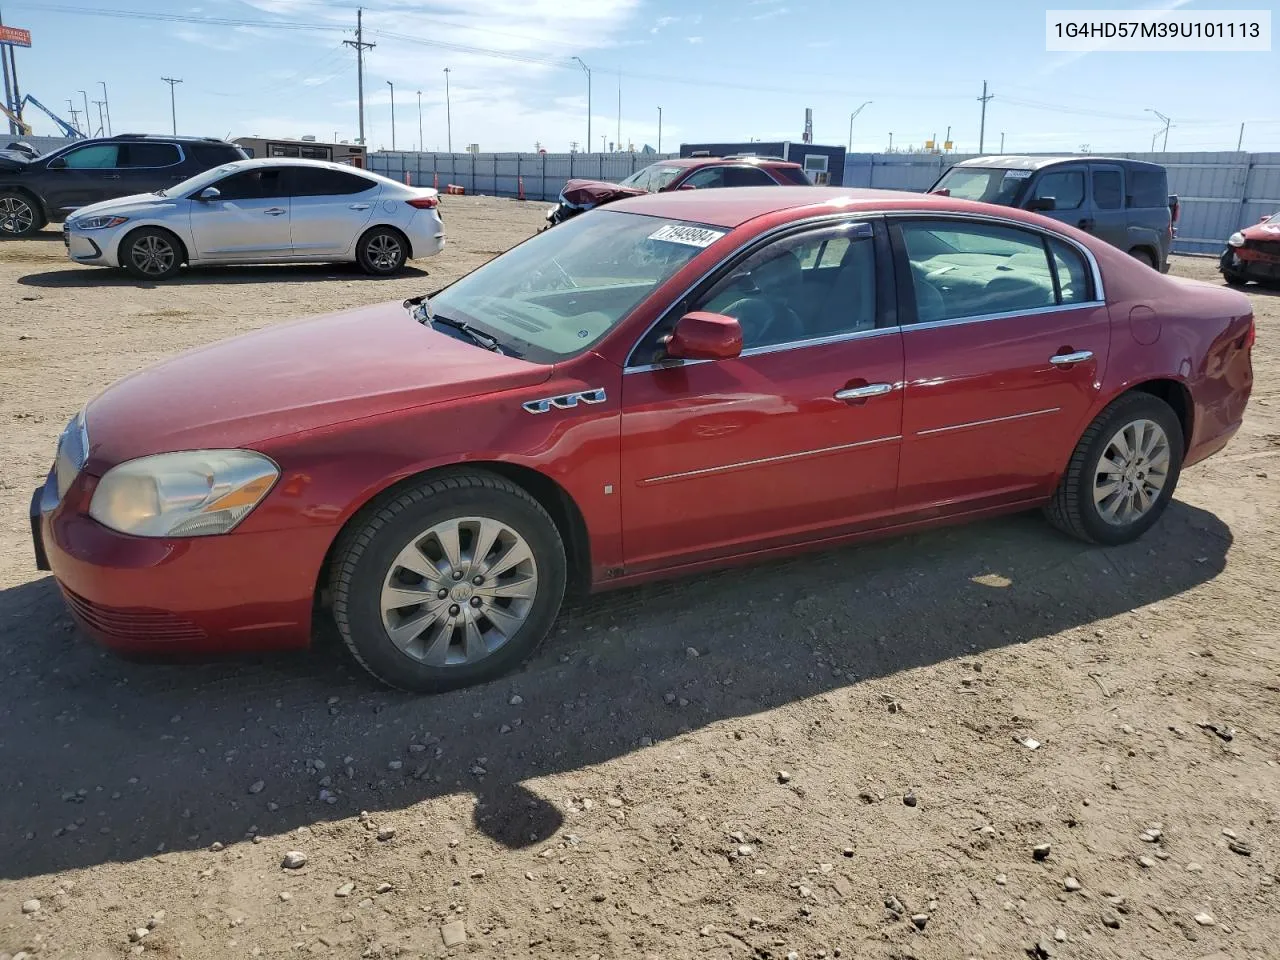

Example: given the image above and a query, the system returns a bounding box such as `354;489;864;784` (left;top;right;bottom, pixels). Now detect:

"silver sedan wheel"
380;516;539;666
0;196;34;235
130;235;176;276
366;234;402;272
1094;418;1171;525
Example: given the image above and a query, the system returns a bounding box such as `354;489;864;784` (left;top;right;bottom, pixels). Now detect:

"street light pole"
99;81;111;136
78;89;90;135
387;80;396;150
443;67;452;153
1145;107;1171;151
847;100;871;151
416;89;422;152
657;105;662;153
161;77;182;135
571;57;591;155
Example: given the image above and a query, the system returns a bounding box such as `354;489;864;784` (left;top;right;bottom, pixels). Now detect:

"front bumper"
65;224;124;266
32;469;328;656
1221;246;1280;280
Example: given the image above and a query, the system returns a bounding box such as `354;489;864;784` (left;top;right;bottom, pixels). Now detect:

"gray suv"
929;155;1175;272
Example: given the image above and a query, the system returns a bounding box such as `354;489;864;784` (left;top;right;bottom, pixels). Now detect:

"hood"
70;192;174;220
0;153;31;172
83;301;553;472
1241;219;1280;241
559;177;648;209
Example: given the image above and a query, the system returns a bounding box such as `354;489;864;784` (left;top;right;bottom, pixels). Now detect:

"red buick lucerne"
32;187;1255;693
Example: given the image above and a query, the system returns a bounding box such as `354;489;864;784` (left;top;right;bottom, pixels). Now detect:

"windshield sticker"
647;224;726;248
1002;169;1033;179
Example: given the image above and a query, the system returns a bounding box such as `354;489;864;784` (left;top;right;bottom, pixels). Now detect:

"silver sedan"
63;157;444;280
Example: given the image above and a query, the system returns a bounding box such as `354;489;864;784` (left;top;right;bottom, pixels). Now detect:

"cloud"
686;36;703;44
752;6;789;21
651;15;678;34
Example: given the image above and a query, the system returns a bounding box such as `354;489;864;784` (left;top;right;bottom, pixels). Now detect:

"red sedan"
32;187;1255;693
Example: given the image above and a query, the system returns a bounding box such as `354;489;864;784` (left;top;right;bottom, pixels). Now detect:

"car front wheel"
1045;392;1184;545
356;227;408;275
330;470;567;693
120;227;183;280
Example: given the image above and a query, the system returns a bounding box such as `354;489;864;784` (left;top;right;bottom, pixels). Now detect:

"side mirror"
1028;196;1056;212
46;157;67;170
677;183;697;191
928;187;951;197
197;187;221;201
666;312;742;361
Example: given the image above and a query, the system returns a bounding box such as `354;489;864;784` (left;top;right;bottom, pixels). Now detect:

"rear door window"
287;167;377;197
770;166;812;185
1091;169;1123;210
122;142;182;168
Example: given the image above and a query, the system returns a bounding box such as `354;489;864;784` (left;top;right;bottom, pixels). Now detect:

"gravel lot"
0;198;1277;960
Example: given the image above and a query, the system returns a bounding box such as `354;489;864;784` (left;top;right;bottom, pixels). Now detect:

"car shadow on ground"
0;502;1232;881
15;262;431;289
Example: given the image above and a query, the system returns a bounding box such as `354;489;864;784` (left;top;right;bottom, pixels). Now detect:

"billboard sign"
0;26;32;47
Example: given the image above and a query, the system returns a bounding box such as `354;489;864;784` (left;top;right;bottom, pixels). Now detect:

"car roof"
607;186;975;228
212;157;375;174
651;156;803;170
950;154;1162;171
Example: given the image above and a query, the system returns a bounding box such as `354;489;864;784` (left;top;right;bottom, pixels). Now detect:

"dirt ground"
0;197;1276;960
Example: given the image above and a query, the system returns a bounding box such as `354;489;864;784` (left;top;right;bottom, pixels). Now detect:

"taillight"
406;196;439;209
1244;316;1256;350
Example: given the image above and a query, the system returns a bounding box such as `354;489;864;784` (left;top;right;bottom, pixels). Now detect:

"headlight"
1228;232;1245;248
54;408;89;501
89;450;279;538
74;215;129;230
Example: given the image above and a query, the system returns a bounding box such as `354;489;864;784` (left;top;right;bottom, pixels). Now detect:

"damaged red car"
544;155;809;227
1221;211;1280;286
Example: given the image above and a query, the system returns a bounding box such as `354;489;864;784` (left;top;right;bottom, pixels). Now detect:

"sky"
2;0;1277;154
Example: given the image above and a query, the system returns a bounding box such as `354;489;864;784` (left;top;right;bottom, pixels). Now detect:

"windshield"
156;161;250;198
427;210;724;362
619;162;684;192
933;167;1030;206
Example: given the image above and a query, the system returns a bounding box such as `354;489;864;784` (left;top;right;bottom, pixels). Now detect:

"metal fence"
843;151;1280;255
369;151;678;204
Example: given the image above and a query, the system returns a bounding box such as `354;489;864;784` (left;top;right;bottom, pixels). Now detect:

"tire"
1044;392;1184;546
1223;272;1249;288
356;226;408;276
330;470;567;693
120;227;183;280
1128;247;1157;269
0;190;44;238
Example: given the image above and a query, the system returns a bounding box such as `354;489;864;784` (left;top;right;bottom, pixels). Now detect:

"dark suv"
929;155;1177;272
0;134;248;238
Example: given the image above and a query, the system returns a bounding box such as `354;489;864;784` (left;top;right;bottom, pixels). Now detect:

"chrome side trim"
640;434;902;485
903;300;1104;334
625;323;898;375
522;387;607;414
916;407;1060;437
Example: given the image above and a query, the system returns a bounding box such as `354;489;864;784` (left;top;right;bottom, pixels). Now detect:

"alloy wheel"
0;196;35;235
367;234;402;272
379;516;539;666
1093;418;1171;525
131;235;176;276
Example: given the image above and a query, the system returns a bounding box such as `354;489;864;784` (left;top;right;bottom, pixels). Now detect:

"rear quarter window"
1126;168;1169;208
191;144;248;166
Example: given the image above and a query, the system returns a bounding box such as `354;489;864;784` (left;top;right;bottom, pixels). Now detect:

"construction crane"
0;94;85;140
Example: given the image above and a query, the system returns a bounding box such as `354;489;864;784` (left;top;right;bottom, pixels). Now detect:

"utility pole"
999;131;1005;152
442;67;452;152
847;101;871;152
386;80;395;150
343;8;375;146
977;80;993;153
1237;122;1245;151
0;6;13;136
657;105;662;153
99;81;111;136
78;89;90;135
67;102;81;134
616;72;621;152
416;89;422;153
92;99;106;137
571;57;591;154
888;131;893;153
1145;108;1171;151
161;77;181;135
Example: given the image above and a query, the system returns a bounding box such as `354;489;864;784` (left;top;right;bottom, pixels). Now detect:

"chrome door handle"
264;207;286;216
834;383;893;401
1049;350;1093;366
349;203;371;210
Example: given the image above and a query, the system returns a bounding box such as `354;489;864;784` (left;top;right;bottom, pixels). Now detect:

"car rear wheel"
1044;392;1184;546
356;226;408;276
0;191;42;238
1128;247;1157;269
330;470;567;693
120;227;183;280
